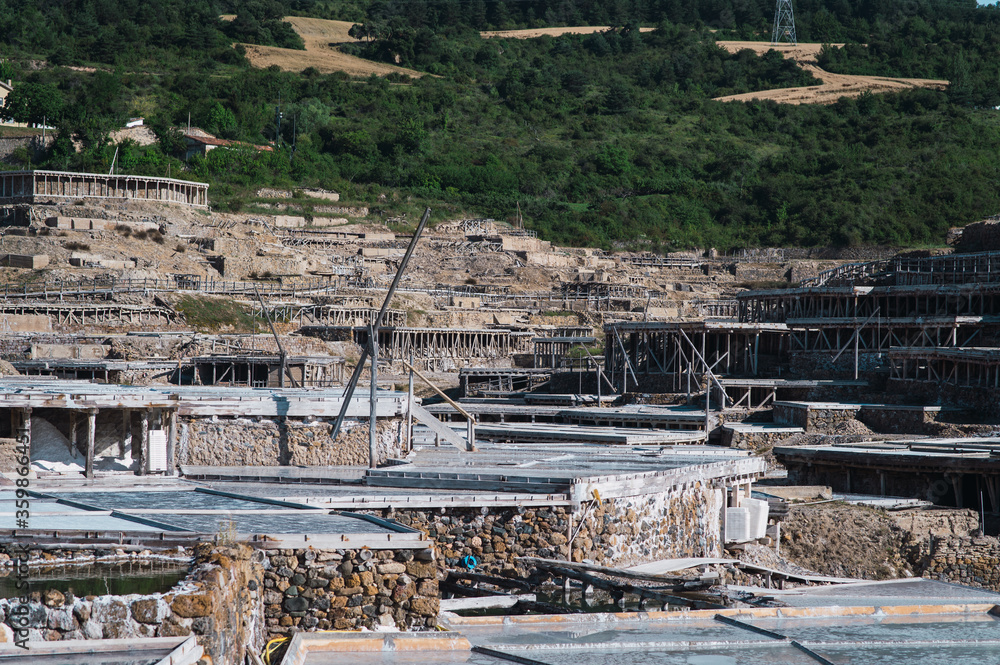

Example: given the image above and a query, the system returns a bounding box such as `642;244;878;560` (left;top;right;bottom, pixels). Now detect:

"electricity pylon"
771;0;796;45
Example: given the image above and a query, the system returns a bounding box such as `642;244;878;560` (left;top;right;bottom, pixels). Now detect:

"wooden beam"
520;556;715;586
400;359;477;424
85;408;96;479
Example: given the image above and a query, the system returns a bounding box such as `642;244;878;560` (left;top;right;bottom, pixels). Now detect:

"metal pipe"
332;208;431;440
253;284;297;388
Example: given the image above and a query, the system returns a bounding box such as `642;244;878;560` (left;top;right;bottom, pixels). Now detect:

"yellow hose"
262;637;289;665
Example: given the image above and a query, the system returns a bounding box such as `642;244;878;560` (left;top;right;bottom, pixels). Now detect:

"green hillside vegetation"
0;0;998;250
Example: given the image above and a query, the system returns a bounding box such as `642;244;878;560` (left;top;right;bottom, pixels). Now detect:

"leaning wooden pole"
332;207;432;441
369;324;378;469
254;284;298;388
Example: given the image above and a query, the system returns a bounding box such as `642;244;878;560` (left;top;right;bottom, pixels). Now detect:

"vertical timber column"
139;410;150;475
69;411;78;457
369;327;378;469
167;409;177;476
17;407;31;462
122;410;132;459
406;350;414;453
85;408;97;479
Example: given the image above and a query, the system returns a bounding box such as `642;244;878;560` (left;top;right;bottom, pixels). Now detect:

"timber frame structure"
0;378;407;478
178;355;347;388
0;170;208;208
888;347;1000;389
603;321;786;397
309;326;534;371
0;302;174;327
776;439;1000;512
243;303;407;328
737;284;1000;323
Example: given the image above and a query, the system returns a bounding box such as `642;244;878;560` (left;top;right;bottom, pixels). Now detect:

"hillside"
0;0;997;250
713;42;948;104
238;17;424;77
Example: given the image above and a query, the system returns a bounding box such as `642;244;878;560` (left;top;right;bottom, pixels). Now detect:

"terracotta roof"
182;130;274;152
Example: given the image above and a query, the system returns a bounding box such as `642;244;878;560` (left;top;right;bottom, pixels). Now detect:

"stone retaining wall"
0;542;439;661
367;483;723;576
773;403;861;431
0;544;262;665
858;406;939;435
721;427;796;451
886;379;1000;419
385;506;572;576
260;547;438;636
731;263;788;283
787;352;883;379
924;535;1000;590
954;220;1000;253
179;417;404;467
576;483;722;566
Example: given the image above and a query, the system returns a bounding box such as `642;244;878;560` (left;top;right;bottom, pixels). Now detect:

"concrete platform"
424;402;707;430
473;423;707;445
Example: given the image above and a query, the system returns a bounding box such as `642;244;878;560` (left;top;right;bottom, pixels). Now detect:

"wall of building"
178;417;404;467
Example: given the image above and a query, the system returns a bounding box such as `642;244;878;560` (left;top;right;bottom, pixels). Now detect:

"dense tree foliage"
0;0;996;249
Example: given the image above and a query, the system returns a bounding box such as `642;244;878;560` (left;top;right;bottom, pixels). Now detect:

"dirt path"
714;41;947;105
237;16;424;78
481;26;654;39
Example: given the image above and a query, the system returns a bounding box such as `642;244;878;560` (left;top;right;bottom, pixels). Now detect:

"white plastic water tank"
741;498;770;540
725;507;751;542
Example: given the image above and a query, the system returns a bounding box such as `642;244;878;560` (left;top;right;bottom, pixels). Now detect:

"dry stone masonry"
925;535;1000;590
179;417;404;466
0;542;440;665
366;483;723;577
260;547;439;635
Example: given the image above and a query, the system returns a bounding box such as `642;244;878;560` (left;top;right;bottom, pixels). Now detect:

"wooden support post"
950;473;964;509
121;409;131;458
85;408;96;479
400;359;477;452
167;409;177;476
369;327;378;469
69;410;78;455
17;407;31;457
704;381;711;438
139;410;149;476
406;351;414;453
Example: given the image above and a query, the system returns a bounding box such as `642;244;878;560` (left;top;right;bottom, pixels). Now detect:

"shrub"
175;295;258;332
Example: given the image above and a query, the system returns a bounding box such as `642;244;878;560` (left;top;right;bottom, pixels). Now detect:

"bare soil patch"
780;502;976;579
238;16;424;78
481;26;654;39
714;41;947;105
